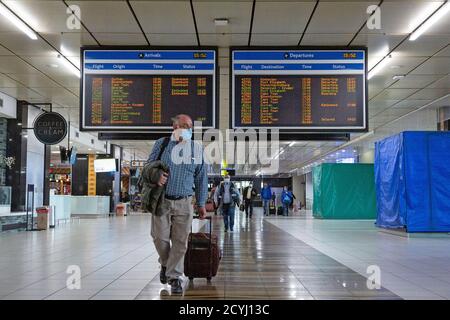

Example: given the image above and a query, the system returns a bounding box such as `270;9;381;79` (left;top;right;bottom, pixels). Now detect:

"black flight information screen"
232;49;367;131
81;49;216;130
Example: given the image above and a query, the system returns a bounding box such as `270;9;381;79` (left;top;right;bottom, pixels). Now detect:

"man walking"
281;186;296;216
261;183;272;216
242;182;257;219
148;114;208;294
214;174;240;232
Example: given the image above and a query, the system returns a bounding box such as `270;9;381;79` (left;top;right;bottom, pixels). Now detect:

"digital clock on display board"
343;52;357;59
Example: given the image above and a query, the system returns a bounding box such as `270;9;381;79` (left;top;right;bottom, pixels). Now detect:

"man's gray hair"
171;114;191;124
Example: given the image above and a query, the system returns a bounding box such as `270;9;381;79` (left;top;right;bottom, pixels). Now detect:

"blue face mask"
180;128;192;141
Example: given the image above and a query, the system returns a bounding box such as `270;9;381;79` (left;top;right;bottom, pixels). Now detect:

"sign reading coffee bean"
33;112;67;145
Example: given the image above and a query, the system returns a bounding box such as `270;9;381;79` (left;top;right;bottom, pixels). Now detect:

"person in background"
243;182;257;219
147;114;208;295
214;174;240;232
121;191;130;203
261;183;272;216
209;183;218;215
281;186;296;216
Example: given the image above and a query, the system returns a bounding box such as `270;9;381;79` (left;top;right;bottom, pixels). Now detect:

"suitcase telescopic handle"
192;215;212;235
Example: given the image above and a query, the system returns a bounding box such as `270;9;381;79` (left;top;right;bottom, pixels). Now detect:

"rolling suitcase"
184;216;221;281
277;206;284;216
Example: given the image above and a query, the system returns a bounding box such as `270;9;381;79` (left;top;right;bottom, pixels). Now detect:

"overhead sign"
231;47;368;132
33;112;67;145
80;47;218;131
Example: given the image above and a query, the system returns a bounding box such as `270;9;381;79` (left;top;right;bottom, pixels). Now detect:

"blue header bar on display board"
233;51;364;61
84;50;215;61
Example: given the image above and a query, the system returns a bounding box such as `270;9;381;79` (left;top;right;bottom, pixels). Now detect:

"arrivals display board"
81;47;217;130
231;48;367;132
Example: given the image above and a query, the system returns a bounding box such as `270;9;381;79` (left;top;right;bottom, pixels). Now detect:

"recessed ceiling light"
214;18;229;26
389;65;402;69
0;2;37;40
46;63;59;68
409;2;450;41
392;75;406;80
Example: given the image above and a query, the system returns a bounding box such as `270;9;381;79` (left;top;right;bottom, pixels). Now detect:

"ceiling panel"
6;73;61;88
368;86;384;99
92;33;147;45
368;98;401;108
131;1;195;34
0;32;56;56
0;45;13;56
410;57;450;75
21;56;80;84
67;1;141;33
0;86;43;100
427;75;450;89
252;1;315;34
251;34;300;46
306;1;378;34
390;75;443;89
396;35;450;57
408;88;450;100
436;45;450;57
392;99;432;109
301;34;354;46
194;1;253;34
200;34;248;46
368;76;396;88
146;33;198;46
0;56;42;74
371;56;428;77
0;74;20;87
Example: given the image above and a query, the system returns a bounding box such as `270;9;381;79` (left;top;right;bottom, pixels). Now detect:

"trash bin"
116;203;126;216
36;207;49;230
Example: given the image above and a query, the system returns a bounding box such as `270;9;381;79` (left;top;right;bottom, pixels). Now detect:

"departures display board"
231;48;367;131
81;48;217;130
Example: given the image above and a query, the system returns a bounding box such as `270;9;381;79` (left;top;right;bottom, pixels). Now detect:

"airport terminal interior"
0;0;450;301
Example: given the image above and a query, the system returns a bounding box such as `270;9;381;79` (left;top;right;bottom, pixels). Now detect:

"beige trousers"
151;196;193;281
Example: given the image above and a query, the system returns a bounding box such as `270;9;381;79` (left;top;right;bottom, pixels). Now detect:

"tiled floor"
136;211;399;300
1;208;449;300
267;212;450;300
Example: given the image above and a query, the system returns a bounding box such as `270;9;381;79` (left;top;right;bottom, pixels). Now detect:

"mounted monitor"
80;47;218;131
94;158;118;173
230;47;368;132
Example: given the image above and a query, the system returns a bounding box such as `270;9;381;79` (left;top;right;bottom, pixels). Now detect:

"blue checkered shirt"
147;138;208;207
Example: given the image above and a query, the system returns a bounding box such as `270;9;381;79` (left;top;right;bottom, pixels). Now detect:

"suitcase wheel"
189;277;194;281
206;277;212;281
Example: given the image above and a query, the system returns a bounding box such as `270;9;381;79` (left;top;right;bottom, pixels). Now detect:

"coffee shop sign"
33;112;68;145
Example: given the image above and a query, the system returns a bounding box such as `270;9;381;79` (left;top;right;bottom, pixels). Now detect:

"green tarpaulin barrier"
313;163;376;219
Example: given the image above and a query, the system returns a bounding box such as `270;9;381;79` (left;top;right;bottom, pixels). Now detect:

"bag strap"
157;137;170;161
